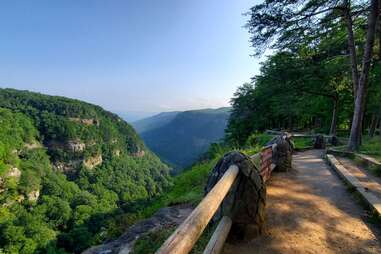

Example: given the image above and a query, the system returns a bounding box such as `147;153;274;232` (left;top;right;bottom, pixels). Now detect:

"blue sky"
0;0;261;114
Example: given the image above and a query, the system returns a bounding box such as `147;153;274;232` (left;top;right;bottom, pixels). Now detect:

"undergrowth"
292;137;313;150
130;134;272;253
360;136;381;161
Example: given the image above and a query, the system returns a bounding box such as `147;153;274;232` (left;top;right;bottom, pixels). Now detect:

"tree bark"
343;0;359;97
329;97;339;136
348;0;380;151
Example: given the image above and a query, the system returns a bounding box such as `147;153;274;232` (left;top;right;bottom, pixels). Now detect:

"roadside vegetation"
292;137;314;151
131;133;272;253
360;137;381;161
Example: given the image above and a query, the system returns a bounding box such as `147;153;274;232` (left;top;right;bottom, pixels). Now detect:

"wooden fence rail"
156;134;290;254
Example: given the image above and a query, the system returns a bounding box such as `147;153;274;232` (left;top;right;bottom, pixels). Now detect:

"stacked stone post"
204;151;266;242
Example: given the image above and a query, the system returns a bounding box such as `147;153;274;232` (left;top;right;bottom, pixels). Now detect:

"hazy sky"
0;0;261;113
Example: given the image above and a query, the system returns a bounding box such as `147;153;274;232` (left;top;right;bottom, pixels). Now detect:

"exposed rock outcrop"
16;195;25;203
53;160;82;173
47;140;86;153
0;177;4;194
0;167;22;193
69;117;99;126
6;167;21;179
132;149;145;158
83;204;193;254
83;154;103;169
113;150;121;157
27;190;40;202
24;143;42;150
67;140;86;153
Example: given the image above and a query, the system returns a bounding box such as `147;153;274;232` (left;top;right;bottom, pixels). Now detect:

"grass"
129;151;236;254
133;227;174;253
360;136;381;161
121;133;274;253
292;137;313;150
137;143;265;219
133;224;216;254
129;140;268;253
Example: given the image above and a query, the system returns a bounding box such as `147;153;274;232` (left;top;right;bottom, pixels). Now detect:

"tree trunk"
369;113;380;137
343;0;359;97
329;98;338;136
348;0;380;151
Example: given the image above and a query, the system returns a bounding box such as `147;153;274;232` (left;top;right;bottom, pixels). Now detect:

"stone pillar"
314;135;326;149
267;135;293;172
204;151;266;242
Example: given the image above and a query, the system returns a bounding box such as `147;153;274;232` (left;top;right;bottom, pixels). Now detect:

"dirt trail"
223;150;381;254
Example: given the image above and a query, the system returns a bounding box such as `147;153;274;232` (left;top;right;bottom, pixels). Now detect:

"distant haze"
0;0;261;113
116;111;158;123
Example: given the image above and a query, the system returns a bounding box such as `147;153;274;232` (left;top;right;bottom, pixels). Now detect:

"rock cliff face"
69;117;99;126
0;88;172;253
67;140;86;152
83;154;103;169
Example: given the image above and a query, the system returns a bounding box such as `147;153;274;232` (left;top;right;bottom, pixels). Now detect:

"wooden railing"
156;135;290;254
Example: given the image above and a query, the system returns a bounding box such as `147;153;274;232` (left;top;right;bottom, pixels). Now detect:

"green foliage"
360;137;381;161
133;225;215;254
245;133;271;147
129;141;263;229
133;227;174;254
0;89;171;253
292;137;313;150
225;46;354;145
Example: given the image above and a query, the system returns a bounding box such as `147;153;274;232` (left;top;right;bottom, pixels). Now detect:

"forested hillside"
226;0;381;147
0;88;171;253
135;108;231;170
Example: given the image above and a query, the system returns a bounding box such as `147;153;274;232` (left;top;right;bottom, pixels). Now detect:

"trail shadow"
223;150;381;254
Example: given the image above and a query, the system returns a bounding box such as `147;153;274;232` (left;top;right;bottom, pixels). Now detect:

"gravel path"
223;150;381;254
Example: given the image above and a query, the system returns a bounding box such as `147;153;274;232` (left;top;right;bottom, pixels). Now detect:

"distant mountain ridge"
132;107;231;170
132;111;180;133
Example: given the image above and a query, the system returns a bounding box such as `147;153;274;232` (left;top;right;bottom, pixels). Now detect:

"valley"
132;108;231;171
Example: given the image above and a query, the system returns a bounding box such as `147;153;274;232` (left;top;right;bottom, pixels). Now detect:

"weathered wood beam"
203;216;232;254
156;165;239;254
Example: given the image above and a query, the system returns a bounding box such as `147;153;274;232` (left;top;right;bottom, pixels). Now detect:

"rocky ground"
83;204;193;254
